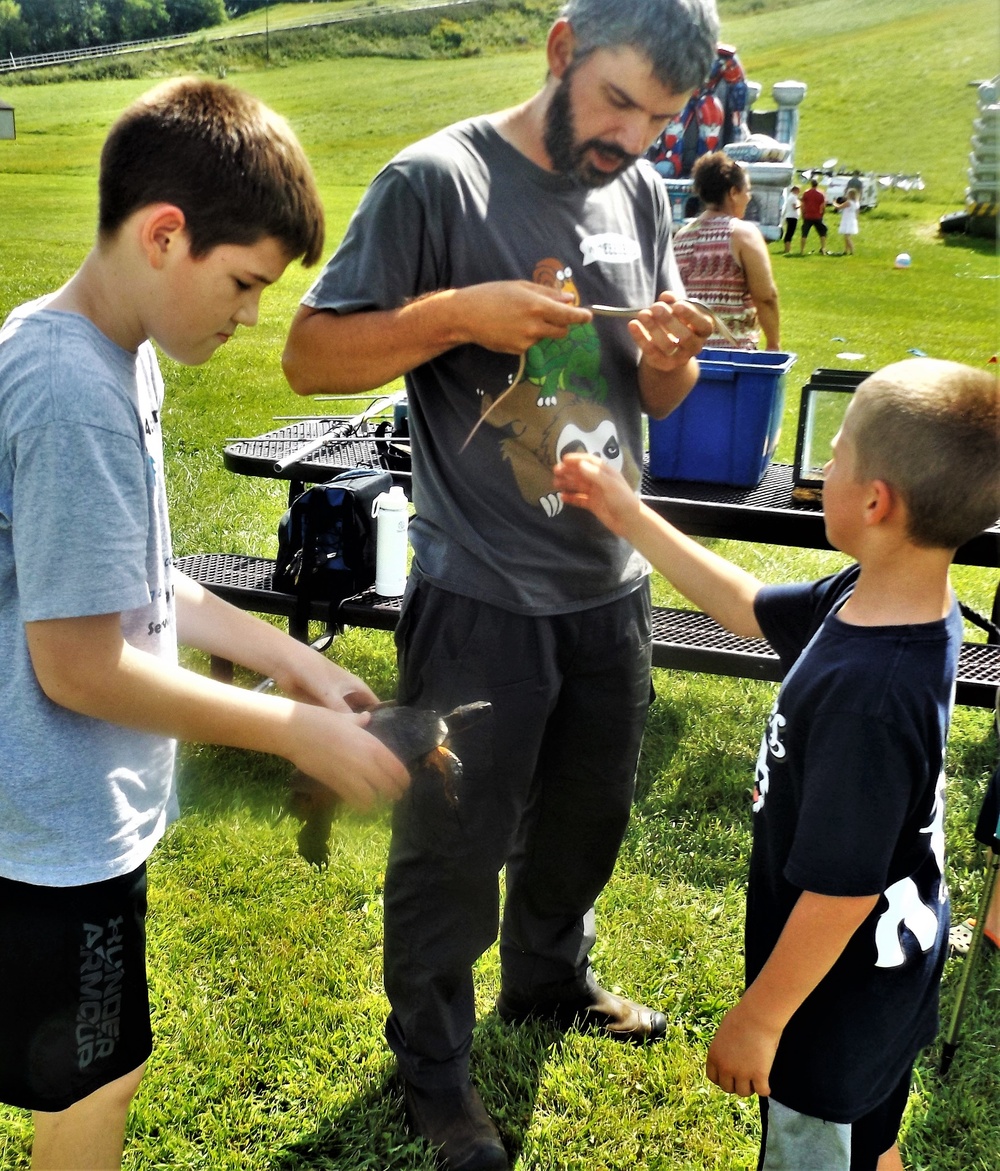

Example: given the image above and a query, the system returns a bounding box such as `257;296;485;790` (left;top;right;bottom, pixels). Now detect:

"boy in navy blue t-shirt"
554;359;999;1171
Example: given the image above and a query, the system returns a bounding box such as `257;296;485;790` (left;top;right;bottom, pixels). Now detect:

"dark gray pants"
384;578;652;1089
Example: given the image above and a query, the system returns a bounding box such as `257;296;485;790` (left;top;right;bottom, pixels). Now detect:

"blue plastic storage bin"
647;348;797;487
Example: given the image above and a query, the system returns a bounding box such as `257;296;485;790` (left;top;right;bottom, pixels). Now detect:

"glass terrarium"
793;381;858;500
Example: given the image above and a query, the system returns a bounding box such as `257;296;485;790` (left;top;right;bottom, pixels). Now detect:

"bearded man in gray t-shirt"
283;3;719;1166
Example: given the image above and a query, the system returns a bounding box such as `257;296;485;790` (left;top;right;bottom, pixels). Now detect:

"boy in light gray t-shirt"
0;78;408;1170
0;300;177;887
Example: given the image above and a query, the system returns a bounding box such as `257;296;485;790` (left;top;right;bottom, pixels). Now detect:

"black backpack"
273;469;391;619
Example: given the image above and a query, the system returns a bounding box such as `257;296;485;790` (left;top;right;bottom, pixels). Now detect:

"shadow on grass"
626;679;762;886
940;229;998;256
176;743;294;818
271;1013;561;1170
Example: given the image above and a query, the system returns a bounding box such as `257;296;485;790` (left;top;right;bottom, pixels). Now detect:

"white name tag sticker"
579;233;641;266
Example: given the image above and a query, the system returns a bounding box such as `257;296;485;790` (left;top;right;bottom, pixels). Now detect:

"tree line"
0;0;250;56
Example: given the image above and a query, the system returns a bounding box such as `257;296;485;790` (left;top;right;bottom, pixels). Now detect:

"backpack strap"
286;488;318;640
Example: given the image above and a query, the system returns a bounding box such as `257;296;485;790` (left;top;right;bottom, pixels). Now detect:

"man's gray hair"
559;0;720;93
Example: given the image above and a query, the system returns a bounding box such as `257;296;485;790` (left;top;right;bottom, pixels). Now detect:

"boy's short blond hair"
849;359;999;549
99;77;324;265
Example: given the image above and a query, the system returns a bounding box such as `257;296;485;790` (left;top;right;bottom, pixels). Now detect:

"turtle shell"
367;704;449;766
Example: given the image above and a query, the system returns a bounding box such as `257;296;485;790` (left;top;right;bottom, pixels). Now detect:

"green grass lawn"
1;1;998;1167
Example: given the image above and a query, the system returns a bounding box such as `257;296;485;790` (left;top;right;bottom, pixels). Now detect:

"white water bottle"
374;485;409;596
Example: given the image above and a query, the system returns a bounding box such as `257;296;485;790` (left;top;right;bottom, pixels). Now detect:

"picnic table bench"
177;436;1000;706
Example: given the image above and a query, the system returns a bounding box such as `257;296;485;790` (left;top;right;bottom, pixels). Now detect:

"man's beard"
543;65;640;188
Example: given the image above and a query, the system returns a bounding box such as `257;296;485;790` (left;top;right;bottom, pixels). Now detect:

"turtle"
287;700;491;866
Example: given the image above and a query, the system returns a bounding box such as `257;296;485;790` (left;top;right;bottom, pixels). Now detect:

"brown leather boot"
403;1080;509;1171
496;982;667;1044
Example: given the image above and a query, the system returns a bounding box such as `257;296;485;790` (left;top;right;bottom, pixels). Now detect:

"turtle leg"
421;747;462;808
296;808;337;868
287;772;340;867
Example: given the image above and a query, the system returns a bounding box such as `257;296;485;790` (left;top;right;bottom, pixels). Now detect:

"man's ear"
547;18;576;80
139;204;188;270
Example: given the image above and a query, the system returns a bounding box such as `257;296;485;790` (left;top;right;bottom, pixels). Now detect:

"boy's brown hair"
98;77;324;265
849;359;999;549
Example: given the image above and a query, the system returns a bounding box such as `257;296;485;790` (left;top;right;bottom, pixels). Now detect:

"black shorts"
0;864;152;1112
783;218;798;243
801;218;828;238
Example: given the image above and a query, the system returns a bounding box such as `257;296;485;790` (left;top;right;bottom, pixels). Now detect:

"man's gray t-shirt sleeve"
304;163;437;314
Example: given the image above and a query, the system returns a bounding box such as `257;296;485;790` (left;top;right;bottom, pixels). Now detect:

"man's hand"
629;293;713;373
283;279;591;397
454;279;592;354
706;999;781;1098
553;452;641;539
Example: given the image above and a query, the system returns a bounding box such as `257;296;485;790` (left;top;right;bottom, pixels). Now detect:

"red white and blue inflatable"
647;45;748;179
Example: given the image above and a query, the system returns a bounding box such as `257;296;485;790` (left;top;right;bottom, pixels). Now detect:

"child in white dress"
835;190;860;254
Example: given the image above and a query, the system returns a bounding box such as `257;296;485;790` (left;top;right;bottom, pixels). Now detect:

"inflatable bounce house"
940;75;999;240
646;45;806;242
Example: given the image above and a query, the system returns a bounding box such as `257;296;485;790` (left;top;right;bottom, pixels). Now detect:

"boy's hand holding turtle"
283;704;410;813
553;452;642;538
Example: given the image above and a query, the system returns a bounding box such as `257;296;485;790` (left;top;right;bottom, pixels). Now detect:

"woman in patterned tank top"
672;152;780;351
